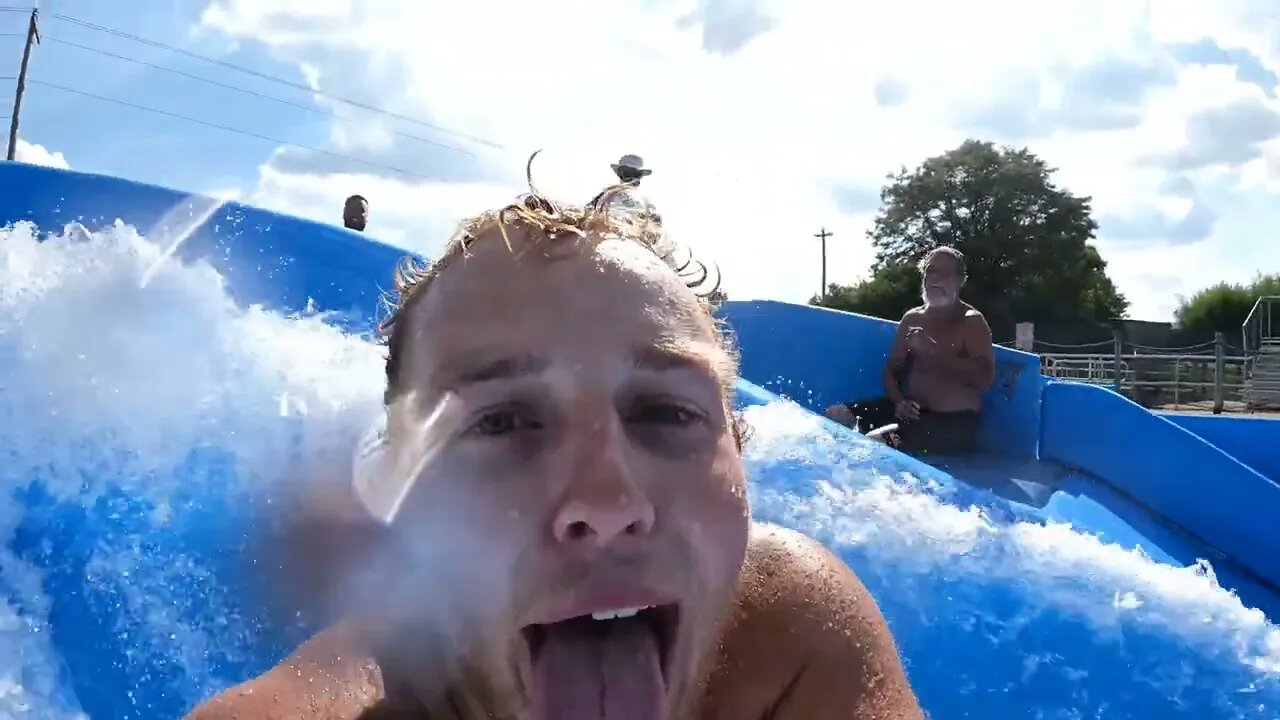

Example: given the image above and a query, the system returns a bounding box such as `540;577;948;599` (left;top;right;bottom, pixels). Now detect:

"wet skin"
826;252;994;436
186;223;922;720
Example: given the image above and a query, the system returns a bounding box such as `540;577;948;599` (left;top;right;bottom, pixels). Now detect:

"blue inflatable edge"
1041;381;1280;588
0;161;415;330
1160;413;1280;483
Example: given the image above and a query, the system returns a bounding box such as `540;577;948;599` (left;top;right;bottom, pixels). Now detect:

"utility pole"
7;8;39;161
814;227;832;300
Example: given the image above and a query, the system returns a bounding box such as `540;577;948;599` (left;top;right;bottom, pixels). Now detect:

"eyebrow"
632;344;717;375
435;345;718;392
436;353;549;391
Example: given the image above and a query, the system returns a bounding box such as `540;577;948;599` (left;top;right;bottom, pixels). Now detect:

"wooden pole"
1213;331;1225;414
1112;328;1123;393
7;8;39;161
814;227;832;299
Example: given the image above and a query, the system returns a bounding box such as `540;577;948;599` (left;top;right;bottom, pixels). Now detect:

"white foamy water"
0;220;1277;717
0;221;384;716
742;401;1280;709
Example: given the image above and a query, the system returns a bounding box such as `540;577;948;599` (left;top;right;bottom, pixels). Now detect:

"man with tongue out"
186;179;922;719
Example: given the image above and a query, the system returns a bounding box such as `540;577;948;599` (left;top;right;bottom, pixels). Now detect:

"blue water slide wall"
1040;381;1280;588
1161;413;1280;483
0;161;406;331
718;301;1044;460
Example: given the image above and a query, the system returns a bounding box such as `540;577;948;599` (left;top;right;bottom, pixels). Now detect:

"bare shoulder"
701;523;923;719
900;305;926;321
183;622;386;720
961;307;992;339
961;304;987;324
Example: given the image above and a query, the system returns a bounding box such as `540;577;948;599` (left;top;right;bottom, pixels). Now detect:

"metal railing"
1242;295;1280;355
1042;352;1253;412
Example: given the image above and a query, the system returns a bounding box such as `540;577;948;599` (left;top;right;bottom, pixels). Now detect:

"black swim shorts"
841;398;980;456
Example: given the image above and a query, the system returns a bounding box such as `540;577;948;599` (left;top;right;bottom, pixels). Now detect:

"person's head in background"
611;153;653;185
918;245;966;310
344;194;369;232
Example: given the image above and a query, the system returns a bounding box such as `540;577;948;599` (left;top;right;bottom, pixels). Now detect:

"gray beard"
922;289;957;309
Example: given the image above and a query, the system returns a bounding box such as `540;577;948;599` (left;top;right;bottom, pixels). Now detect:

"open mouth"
521;603;682;718
523;603;680;683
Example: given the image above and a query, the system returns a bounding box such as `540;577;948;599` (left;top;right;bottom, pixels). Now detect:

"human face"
384;224;750;719
921;254;963;309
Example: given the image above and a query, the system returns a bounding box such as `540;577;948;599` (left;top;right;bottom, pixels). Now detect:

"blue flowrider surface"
0;163;1277;718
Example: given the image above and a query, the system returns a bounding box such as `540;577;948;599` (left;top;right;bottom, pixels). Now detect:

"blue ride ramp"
1040;381;1280;590
0;162;1277;718
1160;412;1280;483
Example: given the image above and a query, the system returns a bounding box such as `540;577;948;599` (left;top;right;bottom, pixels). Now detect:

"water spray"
352;391;459;526
138;195;226;289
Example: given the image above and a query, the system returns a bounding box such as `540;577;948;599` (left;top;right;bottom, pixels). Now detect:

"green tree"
809;265;920;321
815;140;1128;336
1175;274;1280;335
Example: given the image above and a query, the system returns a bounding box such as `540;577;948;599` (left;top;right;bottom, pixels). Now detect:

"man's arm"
916;313;995;391
883;313;914;403
184;622;385;720
708;524;923;720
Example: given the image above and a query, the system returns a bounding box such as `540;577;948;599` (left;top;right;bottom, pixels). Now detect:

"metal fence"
1040;351;1253;413
1243;295;1280;355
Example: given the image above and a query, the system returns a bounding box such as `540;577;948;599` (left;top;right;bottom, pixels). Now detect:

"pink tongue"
531;617;665;720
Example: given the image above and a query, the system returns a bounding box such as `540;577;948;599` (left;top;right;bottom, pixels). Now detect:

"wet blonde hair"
379;152;730;410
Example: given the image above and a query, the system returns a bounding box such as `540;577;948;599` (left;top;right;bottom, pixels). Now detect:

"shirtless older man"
827;247;995;456
185;180;922;719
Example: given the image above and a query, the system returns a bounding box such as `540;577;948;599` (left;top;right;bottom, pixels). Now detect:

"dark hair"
346;194;368;206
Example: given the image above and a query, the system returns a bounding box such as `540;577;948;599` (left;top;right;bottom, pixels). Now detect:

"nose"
553;493;655;547
551;420;655;548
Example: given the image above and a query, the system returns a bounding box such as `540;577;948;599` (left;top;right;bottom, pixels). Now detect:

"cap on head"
611;153;653;179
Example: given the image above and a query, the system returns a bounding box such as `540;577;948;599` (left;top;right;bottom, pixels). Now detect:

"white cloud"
199;0;1280;321
15;138;70;170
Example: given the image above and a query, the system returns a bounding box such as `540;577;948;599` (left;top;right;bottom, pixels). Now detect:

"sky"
8;0;1280;322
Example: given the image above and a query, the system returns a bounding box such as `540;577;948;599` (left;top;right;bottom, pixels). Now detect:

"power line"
30;78;442;181
47;12;503;150
43;34;475;157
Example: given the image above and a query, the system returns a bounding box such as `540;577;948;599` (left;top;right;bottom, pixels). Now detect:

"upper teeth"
591;605;651;621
